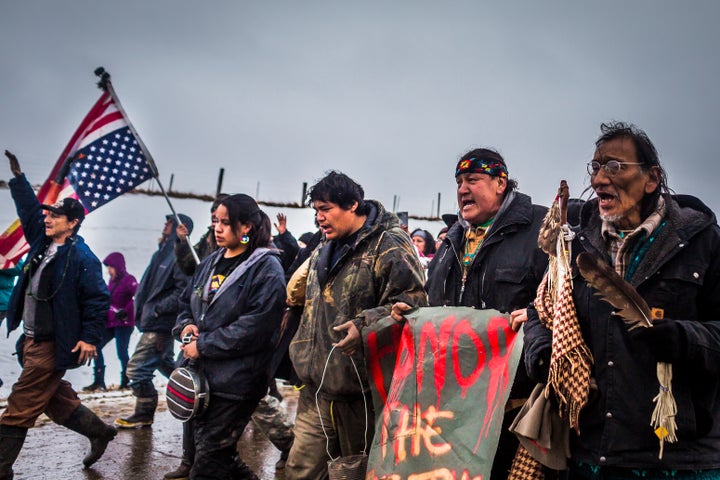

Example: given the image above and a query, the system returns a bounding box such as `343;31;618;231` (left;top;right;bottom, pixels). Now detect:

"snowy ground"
0;187;444;399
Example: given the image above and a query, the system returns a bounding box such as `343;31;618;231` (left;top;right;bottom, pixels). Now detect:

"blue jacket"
134;215;192;333
173;247;286;401
6;175;109;370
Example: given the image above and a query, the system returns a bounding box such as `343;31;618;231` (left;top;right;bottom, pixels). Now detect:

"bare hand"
391;302;414;323
510;308;528;332
72;341;97;366
181;324;199;338
176;223;189;241
4;150;22;177
333;320;361;356
181;340;199;360
274;213;287;235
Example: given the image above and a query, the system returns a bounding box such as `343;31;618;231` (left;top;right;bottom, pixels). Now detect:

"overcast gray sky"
2;1;720;217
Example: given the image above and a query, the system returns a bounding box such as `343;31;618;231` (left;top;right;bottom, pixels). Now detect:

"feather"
537;181;569;255
576;252;653;329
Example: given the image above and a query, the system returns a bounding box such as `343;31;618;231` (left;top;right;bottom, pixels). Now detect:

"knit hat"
166;213;194;235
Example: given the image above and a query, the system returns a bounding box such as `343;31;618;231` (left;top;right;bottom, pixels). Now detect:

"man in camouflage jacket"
287;171;427;480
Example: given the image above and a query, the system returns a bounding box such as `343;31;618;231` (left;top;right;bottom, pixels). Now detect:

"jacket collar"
445;191;534;252
315;200;397;286
204;247;274;304
579;194;715;285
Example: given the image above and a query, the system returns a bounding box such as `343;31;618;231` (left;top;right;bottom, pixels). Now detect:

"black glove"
628;319;685;363
115;309;128;322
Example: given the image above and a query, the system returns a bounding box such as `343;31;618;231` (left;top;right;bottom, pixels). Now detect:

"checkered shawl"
535;259;593;432
510;197;593;480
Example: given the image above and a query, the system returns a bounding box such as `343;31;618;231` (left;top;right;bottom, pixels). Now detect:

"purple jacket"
103;253;138;328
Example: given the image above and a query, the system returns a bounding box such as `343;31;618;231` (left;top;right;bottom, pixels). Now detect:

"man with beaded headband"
394;147;549;479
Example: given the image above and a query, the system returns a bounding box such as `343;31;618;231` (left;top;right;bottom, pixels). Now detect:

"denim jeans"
125;332;175;395
95;326;134;374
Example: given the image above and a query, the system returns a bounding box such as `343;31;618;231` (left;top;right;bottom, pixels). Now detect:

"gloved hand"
628;318;685;363
115;309;128;322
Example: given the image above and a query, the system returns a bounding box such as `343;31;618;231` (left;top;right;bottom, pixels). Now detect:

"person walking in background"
0;258;24;388
115;213;193;429
410;228;436;270
0;151;116;478
175;194;228;277
0;259;24;325
272;213;300;273
286;171;428;479
173;194;286;480
83;252;137;391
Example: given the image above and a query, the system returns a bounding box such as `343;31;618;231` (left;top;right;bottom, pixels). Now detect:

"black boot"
119;371;130;390
62;405;117;468
82;366;107;392
114;395;158;428
0;425;28;479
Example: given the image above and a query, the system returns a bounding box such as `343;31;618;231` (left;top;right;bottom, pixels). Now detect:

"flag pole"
94;67;200;266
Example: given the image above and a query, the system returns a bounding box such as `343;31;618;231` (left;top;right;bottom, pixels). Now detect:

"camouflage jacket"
289;200;428;399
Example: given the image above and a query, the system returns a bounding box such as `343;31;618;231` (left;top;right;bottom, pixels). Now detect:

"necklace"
462;219;493;266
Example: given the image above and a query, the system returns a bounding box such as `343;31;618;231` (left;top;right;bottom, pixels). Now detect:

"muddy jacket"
6;174;109;370
524;194;720;469
289;200;428;400
426;191;548;399
173;247;286;400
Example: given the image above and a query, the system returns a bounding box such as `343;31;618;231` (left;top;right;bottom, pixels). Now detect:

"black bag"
166;364;210;422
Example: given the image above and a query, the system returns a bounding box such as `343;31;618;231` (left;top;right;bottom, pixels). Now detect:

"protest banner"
364;307;523;480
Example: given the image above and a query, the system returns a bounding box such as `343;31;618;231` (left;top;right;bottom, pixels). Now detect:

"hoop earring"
240;235;250;244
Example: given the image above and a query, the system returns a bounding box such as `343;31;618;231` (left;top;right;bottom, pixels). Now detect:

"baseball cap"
41;198;86;223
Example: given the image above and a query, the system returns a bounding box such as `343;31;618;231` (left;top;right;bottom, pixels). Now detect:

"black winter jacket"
290;201;428;400
135;218;191;333
524;195;720;469
173;247;286;401
6;175;109;370
426;191;548;399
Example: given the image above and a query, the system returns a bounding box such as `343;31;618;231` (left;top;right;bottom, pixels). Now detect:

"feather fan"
576;252;653;329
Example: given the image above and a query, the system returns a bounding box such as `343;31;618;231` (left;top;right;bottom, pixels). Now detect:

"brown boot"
164;457;192;479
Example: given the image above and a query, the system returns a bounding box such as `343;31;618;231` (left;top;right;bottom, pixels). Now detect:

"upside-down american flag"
0;91;155;269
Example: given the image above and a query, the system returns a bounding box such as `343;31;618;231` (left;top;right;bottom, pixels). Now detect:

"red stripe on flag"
86;110;124;134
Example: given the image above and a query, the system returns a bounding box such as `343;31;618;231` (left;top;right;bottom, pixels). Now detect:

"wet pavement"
6;385;298;480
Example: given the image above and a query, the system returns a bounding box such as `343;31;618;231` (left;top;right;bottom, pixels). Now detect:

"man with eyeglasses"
524;122;720;478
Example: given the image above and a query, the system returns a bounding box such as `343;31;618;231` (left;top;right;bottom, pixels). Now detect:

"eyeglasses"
586;160;644;176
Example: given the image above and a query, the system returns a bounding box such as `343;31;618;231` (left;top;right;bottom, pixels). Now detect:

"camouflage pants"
250;394;294;452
